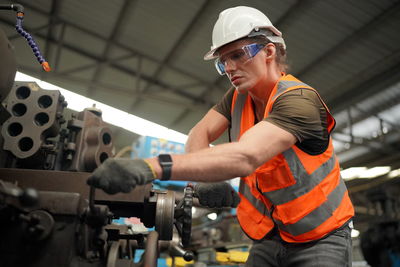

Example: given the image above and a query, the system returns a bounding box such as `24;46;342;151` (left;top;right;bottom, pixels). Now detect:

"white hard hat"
204;6;286;60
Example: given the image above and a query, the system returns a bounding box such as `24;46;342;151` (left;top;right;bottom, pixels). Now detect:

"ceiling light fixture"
351;229;360;238
207;213;217;220
341;166;391;181
388;168;400;178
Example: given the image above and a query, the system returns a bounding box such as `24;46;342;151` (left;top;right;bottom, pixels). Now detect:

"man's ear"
264;43;277;62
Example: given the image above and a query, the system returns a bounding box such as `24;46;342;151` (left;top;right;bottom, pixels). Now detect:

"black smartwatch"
158;154;173;181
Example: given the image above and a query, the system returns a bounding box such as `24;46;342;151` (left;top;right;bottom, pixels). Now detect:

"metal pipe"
142;231;159;267
0;4;24;13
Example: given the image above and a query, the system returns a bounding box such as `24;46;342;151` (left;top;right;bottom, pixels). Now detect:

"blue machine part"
133;249;167;266
389;251;400;267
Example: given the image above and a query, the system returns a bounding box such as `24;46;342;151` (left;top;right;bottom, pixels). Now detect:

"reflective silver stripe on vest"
230;93;247;142
239;180;269;217
262;148;336;205
275;80;312;99
275;178;347;236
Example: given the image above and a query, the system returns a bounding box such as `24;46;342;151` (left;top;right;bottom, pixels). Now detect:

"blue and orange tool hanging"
0;3;51;72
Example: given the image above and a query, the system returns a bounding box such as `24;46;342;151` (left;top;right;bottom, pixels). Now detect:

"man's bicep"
197;109;230;141
238;121;297;166
186;109;229;152
213;87;235;122
264;89;326;142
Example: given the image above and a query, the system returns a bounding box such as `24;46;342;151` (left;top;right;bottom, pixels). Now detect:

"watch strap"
158;154;173;181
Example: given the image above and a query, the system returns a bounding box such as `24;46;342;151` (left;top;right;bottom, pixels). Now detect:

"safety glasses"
214;43;266;75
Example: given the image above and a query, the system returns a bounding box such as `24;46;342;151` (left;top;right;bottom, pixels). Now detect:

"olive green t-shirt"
213;87;330;155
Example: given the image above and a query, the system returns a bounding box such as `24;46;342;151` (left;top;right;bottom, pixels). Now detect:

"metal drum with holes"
1;82;66;159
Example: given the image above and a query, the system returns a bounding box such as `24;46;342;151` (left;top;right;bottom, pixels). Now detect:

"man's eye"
230;51;245;60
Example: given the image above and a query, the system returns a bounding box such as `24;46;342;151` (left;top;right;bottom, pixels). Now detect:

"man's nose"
224;58;237;74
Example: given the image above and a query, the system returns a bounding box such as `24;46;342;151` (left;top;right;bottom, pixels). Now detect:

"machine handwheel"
174;184;193;248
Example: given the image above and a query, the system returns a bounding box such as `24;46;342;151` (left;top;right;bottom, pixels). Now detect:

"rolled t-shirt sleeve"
264;89;328;144
213;87;235;122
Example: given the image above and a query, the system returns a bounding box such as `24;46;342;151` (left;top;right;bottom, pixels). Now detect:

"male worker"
88;6;354;266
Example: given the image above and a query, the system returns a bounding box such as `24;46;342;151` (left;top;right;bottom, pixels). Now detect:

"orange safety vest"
231;74;354;243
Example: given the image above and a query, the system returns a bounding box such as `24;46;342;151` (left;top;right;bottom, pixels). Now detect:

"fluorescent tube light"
207;213;217;220
341;167;367;180
341;166;391;181
361;166;390;178
388;168;400;178
351;229;360;238
14;72;188;144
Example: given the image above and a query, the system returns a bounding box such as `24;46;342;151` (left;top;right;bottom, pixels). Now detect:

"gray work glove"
87;158;156;194
194;182;240;208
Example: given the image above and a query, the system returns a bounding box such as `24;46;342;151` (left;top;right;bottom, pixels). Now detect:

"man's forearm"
147;142;256;182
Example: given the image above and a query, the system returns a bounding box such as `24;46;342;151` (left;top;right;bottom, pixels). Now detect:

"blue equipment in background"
132;136;188;188
133;135;185;158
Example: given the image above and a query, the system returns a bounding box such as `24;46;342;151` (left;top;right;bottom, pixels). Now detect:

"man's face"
216;39;268;94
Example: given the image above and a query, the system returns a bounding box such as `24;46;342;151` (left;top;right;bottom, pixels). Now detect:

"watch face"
159;154;172;164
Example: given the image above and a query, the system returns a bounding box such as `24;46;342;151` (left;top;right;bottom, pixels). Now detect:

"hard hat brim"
204;48;218;61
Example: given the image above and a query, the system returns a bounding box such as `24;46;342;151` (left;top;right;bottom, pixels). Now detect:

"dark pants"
245;224;352;267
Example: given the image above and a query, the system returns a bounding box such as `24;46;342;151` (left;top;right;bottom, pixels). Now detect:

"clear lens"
245;44;262;57
215;59;226;75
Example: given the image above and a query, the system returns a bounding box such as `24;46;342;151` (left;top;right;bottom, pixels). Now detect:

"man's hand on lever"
87;158;156;194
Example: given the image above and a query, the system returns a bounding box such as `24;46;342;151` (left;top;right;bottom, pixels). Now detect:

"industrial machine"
359;187;400;267
0;4;194;266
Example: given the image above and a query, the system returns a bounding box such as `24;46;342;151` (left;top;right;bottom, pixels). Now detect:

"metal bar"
135;55;142;94
41;0;63;79
58;53;134;75
53;22;66;72
347;108;353;145
142;231;159;267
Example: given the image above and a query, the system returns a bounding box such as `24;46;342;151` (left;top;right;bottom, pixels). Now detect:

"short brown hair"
249;35;289;73
275;43;289;73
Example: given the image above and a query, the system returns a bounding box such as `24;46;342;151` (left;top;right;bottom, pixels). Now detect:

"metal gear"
174;184;193;248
